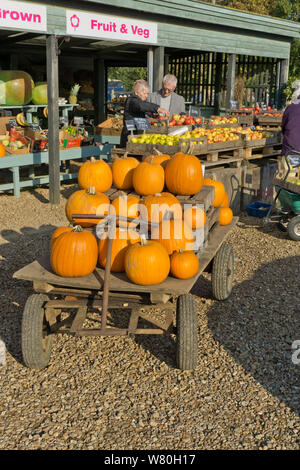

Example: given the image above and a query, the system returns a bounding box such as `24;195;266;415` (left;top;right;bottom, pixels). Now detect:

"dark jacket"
281;102;300;155
120;94;160;147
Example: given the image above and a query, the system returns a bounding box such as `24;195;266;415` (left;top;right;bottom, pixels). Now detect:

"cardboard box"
0;116;16;134
59;129;83;149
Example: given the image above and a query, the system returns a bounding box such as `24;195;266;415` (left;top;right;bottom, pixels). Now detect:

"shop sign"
66;9;158;44
0;0;47;32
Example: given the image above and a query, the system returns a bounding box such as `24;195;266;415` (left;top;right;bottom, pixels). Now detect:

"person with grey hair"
120;79;169;147
148;74;186;116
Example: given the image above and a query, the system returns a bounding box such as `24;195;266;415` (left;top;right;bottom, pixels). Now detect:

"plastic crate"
246;201;271;218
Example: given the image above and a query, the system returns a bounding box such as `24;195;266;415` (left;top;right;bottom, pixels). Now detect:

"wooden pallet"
198;146;243;168
242;143;282;160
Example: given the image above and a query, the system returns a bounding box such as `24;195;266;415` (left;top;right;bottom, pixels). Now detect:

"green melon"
32;82;48;105
0;70;34;106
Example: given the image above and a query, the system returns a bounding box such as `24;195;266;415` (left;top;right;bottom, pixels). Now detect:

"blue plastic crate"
246;201;271;218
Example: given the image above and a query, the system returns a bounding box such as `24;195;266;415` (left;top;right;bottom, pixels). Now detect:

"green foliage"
107;67;147;92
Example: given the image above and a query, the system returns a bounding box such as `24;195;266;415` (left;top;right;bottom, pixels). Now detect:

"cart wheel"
211;242;234;301
21;294;53;370
287;216;300;241
176;294;198;370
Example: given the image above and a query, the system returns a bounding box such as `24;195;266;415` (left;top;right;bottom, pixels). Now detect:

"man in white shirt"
148;74;186;116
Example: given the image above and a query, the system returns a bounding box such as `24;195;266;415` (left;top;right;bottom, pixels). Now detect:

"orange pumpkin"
50;226;72;248
110;193;140;227
0;143;6;157
218;207;233;226
165;153;204;195
78;157;112;192
65;186;110;227
124;238;170;285
50;226;98;277
170;250;199;279
184;207;206;229
98;227;140;272
151;218;195;255
220;193;230;208
143;154;171;167
140;192;182;224
203;178;226;208
132;159;165;196
112;154;139;190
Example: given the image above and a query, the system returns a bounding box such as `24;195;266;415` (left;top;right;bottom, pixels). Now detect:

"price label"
133;118;150;130
188;106;200;117
74;116;84;125
29;123;41;130
125;120;136;131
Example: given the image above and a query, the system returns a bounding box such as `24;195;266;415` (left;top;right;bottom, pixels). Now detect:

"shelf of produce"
0;104;78;125
0;143;113;198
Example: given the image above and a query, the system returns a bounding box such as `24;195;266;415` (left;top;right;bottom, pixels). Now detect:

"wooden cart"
14;213;238;371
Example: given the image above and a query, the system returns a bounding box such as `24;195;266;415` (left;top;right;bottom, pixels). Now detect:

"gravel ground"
0;184;299;450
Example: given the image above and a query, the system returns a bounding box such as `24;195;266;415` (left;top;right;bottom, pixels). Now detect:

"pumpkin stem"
87;186;96;195
123;152;128;159
153;148;162;155
90;156;96;163
72;225;83;232
140;234;148;246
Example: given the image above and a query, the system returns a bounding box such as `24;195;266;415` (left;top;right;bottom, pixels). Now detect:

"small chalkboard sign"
188;106;200;117
230;100;238;110
8;118;18;128
29;123;41;131
133;117;150;130
125;120;136;132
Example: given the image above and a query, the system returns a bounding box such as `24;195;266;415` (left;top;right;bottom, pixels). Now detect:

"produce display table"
0;143;114;197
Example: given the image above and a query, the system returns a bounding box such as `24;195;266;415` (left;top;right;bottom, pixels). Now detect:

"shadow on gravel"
0;225;57;365
207;255;300;417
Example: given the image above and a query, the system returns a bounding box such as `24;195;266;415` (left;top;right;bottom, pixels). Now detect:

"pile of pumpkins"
50;152;233;285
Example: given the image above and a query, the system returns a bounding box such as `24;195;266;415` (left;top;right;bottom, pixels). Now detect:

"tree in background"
214;0;300;78
107;67;147;92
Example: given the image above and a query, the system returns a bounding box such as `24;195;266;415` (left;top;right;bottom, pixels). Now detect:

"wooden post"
147;47;154;92
164;54;170;75
46;35;60;205
278;57;289;110
94;58;106;125
225;54;236;110
214;52;222;114
275;60;281;109
153;46;165;92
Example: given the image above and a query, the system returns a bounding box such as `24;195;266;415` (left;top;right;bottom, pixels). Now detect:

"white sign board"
66;9;158;44
0;0;47;32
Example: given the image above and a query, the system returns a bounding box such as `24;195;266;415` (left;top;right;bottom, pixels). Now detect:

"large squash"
165;153;204;195
78;157;112;193
110;193;140;227
0;70;34;106
140;192;182;224
98;227;140;272
50;226;98;278
151;219;195;255
111;154;139;190
170;250;199;279
203;178;226;208
32;82;48;105
124;238;170;285
132;159;165;196
65;186;110;227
